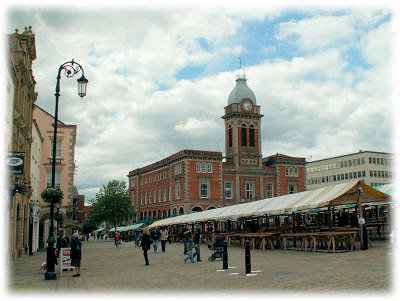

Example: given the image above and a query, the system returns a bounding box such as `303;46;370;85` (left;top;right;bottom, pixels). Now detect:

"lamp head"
77;74;88;99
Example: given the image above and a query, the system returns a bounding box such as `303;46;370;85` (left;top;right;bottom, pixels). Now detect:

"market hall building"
128;76;306;223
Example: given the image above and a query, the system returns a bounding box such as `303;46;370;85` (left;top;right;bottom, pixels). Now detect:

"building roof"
307;150;394;164
227;77;256;105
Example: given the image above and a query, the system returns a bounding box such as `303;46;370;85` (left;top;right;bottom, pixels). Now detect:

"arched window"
168;209;171;217
144;212;147;220
173;208;177;216
241;124;247;146
192;207;202;212
228;126;232;148
179;207;184;215
249;125;255;147
153;210;156;219
158;210;161;219
140;212;143;220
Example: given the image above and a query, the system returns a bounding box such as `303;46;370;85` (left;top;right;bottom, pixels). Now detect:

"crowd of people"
53;225;211;278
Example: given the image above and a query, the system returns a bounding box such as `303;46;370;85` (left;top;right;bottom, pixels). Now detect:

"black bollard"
223;241;228;269
362;224;368;250
245;240;251;274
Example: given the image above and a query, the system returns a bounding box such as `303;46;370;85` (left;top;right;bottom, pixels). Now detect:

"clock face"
243;100;252;111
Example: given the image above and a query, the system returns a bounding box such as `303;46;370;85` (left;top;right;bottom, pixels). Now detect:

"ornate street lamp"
45;59;88;280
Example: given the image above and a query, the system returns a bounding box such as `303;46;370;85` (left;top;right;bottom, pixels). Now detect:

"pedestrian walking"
150;228;161;253
182;226;191;254
184;238;195;263
160;227;168;252
70;232;82;277
114;231;121;248
136;230;143;248
193;228;204;262
141;229;152;266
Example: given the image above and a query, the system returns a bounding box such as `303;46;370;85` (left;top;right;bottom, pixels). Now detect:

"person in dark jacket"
56;230;70;257
141;229;152;266
150;228;161;253
70;232;82;277
182;226;191;254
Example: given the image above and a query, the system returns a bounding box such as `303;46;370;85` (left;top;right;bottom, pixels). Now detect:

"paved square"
8;239;392;293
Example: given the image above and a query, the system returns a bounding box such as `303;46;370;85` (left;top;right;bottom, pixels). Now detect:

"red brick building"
128;76;306;222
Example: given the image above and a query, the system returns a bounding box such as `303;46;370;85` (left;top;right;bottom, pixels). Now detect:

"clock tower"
222;76;263;169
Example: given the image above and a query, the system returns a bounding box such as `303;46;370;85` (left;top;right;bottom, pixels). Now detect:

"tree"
89;179;134;229
82;218;97;234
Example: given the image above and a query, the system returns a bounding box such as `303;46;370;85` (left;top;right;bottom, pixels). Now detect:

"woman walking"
114;231;121;248
160;227;169;252
70;232;82;277
141;229;152;266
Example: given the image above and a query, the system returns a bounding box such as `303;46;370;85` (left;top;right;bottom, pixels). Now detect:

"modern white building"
306;150;395;190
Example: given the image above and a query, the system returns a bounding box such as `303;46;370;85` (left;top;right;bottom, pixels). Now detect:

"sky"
2;0;399;204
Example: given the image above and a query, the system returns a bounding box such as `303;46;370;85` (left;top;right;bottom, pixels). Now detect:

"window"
207;163;213;173
245;182;255;199
224;182;233;199
158;189;161;202
285;167;298;177
266;183;273;198
201;163;207;173
174;164;182;175
241;124;247;146
249;125;255;147
46;171;61;188
163;187;167;201
50;139;62;158
196;163;201;173
200;180;209;199
288;183;297;194
175;182;181;199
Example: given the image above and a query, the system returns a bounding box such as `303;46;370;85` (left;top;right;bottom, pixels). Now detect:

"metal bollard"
245;240;251;274
223;240;228;269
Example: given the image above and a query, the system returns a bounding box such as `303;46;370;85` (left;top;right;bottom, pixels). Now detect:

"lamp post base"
44;271;57;280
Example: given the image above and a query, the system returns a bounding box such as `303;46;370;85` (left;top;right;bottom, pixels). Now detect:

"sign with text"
6;156;24;175
60;248;71;273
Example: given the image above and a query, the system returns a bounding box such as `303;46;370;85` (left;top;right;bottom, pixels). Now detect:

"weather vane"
238;47;246;78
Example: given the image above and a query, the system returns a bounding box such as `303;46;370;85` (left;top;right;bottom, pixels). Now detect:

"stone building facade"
6;26;37;260
128;76;306;222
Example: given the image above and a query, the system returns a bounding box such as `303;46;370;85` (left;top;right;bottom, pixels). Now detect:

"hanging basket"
54;211;64;222
41;188;64;204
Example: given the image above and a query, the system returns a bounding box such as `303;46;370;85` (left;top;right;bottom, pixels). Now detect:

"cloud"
174;117;218;136
5;6;394;202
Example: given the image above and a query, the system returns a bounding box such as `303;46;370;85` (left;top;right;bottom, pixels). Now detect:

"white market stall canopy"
148;180;390;228
109;223;144;232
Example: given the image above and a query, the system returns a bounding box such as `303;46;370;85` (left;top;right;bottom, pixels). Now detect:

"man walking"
193;228;203;262
182;226;191;254
150;228;161;253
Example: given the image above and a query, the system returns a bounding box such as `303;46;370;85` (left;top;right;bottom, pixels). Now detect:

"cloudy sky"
4;1;398;203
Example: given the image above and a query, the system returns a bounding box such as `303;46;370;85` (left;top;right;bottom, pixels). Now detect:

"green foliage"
88;179;135;228
54;211;64;223
41;187;63;203
82;218;97;234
